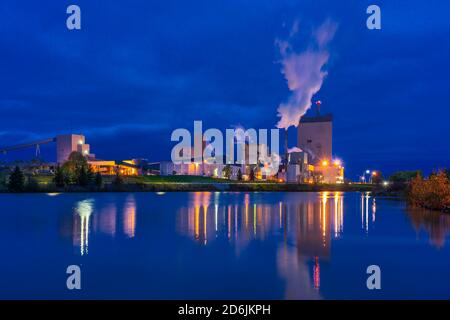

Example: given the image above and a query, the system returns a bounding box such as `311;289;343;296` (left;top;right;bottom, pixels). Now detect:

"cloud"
82;123;169;137
276;20;337;129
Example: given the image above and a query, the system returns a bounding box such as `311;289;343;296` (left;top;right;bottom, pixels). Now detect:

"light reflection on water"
73;199;93;256
22;191;450;299
67;192;450;254
174;192;346;298
407;206;450;248
177;192;344;246
70;194;137;255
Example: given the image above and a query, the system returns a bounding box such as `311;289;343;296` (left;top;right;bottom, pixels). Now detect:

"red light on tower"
316;100;322;115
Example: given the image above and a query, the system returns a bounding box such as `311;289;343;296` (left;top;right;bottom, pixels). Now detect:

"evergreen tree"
54;165;65;187
0;174;7;188
26;176;40;192
249;167;255;182
237;168;243;181
113;170;124;187
95;172;103;189
62;151;88;185
389;170;422;183
87;165;95;185
78;165;89;186
223;165;232;180
8;166;25;192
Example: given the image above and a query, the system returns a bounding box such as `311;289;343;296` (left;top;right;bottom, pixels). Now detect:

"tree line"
5;151;124;192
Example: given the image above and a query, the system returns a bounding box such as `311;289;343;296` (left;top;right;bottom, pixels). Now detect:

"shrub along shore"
0;169;377;193
0;154;378;193
2;161;450;213
408;171;450;212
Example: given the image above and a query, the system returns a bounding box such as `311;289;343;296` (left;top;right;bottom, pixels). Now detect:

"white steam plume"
276;20;337;129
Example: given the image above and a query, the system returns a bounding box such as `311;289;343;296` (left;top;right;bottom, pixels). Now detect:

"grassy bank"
0;174;378;193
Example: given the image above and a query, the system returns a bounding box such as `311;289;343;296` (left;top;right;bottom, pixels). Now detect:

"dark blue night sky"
1;0;449;179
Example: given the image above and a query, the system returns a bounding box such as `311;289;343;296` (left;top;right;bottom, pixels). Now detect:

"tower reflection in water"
73;199;94;256
176;192;344;299
69;194;137;255
360;192;376;233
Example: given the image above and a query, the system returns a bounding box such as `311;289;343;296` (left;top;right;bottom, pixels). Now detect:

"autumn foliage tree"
408;171;450;211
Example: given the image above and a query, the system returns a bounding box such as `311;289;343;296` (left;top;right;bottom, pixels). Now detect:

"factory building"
286;150;314;183
315;160;344;184
162;140;272;181
297;114;333;164
160;162;243;180
56;134;138;176
296;103;344;184
87;160;139;176
56;134;93;164
0;134;141;177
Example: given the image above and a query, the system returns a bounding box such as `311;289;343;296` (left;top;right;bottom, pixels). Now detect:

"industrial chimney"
284;128;288;182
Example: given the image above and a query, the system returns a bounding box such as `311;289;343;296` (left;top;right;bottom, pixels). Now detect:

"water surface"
0;192;449;299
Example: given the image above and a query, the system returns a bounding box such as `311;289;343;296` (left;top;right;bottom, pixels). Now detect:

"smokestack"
284;128;288;179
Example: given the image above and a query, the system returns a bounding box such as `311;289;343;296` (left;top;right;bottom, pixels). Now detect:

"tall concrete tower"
56;134;90;164
297;114;333;164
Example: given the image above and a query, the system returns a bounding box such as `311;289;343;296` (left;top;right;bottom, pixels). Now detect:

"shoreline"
0;182;379;194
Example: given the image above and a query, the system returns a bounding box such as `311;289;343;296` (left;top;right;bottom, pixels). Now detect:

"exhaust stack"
284;128;288;182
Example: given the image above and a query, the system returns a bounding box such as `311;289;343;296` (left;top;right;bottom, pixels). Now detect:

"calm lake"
0;191;449;299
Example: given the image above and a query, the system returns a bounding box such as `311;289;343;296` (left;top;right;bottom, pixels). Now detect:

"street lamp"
370;171;378;184
362;170;371;184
